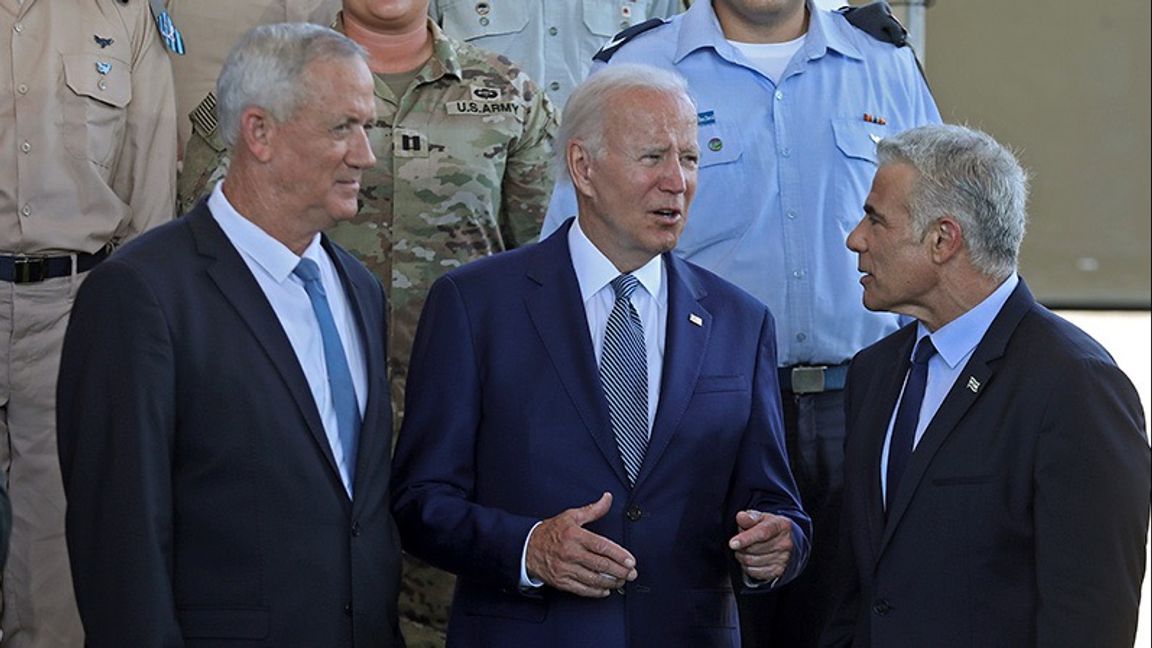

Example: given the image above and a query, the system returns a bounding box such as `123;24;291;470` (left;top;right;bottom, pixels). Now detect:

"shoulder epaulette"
189;92;219;139
593;18;668;63
839;2;908;47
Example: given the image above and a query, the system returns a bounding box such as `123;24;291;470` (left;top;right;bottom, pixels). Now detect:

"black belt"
778;364;849;394
0;248;110;284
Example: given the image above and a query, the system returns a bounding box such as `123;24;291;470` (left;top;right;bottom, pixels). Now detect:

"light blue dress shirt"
543;0;941;367
879;274;1020;506
208;182;367;496
430;0;683;108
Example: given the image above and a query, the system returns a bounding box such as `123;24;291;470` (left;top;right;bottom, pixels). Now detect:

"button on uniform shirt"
177;16;557;430
543;0;940;367
208;182;367;495
430;0;685;109
1;0;176;255
879;274;1019;504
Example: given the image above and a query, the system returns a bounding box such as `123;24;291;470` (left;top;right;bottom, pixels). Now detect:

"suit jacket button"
351;520;361;537
344;603;353;617
872;599;891;616
626;505;642;522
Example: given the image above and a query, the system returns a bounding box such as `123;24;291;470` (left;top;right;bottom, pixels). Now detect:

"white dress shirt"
519;218;671;588
208;182;367;496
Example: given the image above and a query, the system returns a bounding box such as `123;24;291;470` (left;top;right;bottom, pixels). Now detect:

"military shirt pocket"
439;0;530;40
62;52;131;167
583;0;643;37
830;118;883;165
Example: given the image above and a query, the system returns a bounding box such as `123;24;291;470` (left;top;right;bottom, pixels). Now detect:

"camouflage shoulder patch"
593;18;669;63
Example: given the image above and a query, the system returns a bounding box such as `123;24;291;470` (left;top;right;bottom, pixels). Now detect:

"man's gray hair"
878;124;1030;279
555;64;696;180
216;22;367;148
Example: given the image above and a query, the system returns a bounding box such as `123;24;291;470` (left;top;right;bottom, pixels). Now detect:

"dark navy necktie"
886;336;936;510
294;258;361;493
601;274;648;486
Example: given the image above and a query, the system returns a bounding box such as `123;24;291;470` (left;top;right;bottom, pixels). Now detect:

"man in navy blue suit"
391;64;811;647
57;23;402;646
823;124;1149;647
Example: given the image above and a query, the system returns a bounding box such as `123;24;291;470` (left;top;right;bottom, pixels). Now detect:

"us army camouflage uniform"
176;16;556;647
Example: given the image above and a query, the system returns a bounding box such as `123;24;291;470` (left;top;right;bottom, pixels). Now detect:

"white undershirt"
729;33;807;84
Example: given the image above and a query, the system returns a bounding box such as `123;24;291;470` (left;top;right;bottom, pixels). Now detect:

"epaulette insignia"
839;2;907;47
593;18;668;63
189;92;219;138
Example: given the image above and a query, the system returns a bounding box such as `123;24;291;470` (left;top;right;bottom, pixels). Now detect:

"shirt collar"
208;181;323;283
917;273;1020;368
568;218;664;304
675;0;861;65
333;14;462;81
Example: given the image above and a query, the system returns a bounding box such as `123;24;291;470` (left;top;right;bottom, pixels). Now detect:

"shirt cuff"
519;521;545;590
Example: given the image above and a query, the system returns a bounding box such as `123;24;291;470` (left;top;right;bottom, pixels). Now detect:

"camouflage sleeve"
176;115;230;216
498;81;557;248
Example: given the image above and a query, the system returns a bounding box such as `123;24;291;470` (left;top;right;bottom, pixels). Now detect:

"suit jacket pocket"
694;375;748;394
459;584;547;623
686;588;737;628
178;608;269;639
931;474;998;487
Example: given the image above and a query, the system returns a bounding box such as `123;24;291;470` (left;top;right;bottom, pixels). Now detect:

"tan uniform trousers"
0;274;85;647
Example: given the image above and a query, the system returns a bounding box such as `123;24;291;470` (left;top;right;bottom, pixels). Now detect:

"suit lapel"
879;281;1037;554
634;254;711;489
523;224;628;486
188;207;343;486
861;328;916;561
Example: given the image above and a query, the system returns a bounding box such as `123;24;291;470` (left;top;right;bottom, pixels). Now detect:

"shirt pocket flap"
63;53;131;108
698;122;743;168
831;118;883;164
583;0;639;37
441;1;530;40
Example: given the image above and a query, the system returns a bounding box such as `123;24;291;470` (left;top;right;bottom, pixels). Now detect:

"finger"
728;513;791;551
734;509;762;531
569;492;613;526
733;548;790;569
581;530;637;573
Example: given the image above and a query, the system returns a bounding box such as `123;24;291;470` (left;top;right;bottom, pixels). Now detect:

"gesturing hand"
728;509;794;584
526;492;638;598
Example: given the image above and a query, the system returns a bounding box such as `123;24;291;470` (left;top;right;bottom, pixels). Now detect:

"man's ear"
930;216;964;264
238;106;276;163
567;139;596;199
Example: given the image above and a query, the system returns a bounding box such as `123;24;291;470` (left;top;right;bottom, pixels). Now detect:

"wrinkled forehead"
604;89;698;144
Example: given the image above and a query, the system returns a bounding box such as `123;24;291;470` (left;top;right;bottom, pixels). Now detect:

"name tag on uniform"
445;100;521;116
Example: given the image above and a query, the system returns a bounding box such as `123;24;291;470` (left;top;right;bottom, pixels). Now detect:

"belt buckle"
791;365;828;394
13;256;46;284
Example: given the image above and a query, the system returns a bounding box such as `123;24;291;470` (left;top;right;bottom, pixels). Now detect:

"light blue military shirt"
430;0;684;108
543;0;941;366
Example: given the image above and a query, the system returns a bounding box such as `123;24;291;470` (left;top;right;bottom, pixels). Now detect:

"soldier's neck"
343;14;434;75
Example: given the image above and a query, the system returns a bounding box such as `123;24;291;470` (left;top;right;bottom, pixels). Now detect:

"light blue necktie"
601;274;649;486
294;258;360;492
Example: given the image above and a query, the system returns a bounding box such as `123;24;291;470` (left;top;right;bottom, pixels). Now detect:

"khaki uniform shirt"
177;17;557;420
165;0;340;154
1;0;176;254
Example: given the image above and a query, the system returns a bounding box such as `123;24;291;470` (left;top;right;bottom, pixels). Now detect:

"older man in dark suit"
391;64;811;647
56;23;402;646
824;124;1150;648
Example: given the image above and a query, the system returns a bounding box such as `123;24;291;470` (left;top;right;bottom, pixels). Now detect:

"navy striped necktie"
601;274;649;486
